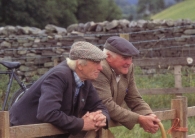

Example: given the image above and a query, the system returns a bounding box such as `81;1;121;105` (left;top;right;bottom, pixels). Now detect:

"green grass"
0;65;37;109
110;121;172;138
0;66;21;109
136;66;195;109
151;0;195;21
111;117;195;138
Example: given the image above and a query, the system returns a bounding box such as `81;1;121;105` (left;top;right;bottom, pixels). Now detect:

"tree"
72;0;122;23
104;0;122;21
44;0;78;27
137;0;165;19
0;0;78;28
0;0;122;28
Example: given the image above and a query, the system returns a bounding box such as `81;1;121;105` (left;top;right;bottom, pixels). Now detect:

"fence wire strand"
1;24;195;60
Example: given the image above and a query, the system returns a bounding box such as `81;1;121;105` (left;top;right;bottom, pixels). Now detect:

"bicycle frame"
0;68;26;111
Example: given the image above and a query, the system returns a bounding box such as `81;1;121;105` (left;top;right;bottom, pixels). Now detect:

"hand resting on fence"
138;113;161;134
82;110;107;131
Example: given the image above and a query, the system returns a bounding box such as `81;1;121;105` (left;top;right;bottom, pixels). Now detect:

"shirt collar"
73;72;84;87
111;68;121;83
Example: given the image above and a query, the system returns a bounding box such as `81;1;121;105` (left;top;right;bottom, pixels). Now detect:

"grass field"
151;0;195;21
1;65;195;137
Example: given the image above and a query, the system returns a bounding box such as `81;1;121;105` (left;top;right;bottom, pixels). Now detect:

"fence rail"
139;87;195;95
1;96;195;138
0;111;65;138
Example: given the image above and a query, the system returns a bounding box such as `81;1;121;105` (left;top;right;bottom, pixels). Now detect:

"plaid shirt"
73;72;84;103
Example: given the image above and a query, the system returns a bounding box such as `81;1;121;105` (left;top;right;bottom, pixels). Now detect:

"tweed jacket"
92;60;152;130
9;61;109;135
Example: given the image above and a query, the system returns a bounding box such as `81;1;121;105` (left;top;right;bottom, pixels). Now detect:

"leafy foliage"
76;0;122;23
0;0;78;28
0;0;122;28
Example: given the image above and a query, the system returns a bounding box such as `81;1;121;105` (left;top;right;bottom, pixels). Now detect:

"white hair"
66;58;87;70
103;48;117;58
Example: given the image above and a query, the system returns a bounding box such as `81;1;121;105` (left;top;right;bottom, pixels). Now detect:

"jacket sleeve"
125;65;153;116
36;71;83;135
83;82;110;129
92;64;152;130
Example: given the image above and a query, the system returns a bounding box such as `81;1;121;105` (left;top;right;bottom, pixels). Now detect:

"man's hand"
82;110;106;131
89;110;107;130
82;112;97;131
138;114;160;134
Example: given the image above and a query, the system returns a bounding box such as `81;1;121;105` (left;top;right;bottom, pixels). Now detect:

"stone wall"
0;19;195;81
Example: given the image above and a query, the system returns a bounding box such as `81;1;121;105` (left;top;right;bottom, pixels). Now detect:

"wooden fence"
1;95;195;138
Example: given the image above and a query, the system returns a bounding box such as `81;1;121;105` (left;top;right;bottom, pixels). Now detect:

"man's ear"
106;53;112;62
76;60;83;70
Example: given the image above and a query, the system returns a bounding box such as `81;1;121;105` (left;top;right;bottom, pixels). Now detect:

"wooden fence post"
174;65;182;96
171;96;187;138
53;58;58;67
0;111;10;138
119;33;129;41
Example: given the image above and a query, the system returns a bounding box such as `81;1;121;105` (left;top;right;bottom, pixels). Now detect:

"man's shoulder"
48;61;72;77
54;61;69;70
101;60;112;73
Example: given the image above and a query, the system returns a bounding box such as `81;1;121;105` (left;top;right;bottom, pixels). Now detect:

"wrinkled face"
107;53;132;75
78;60;102;80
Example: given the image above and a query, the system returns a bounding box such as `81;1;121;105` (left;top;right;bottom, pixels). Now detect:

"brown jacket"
92;60;153;130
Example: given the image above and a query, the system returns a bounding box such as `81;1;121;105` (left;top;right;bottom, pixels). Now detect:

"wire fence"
1;24;195;60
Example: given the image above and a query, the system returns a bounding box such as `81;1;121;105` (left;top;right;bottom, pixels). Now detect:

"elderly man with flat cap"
92;36;160;137
9;41;110;138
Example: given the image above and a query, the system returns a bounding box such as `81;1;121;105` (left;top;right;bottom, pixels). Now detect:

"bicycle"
0;61;32;111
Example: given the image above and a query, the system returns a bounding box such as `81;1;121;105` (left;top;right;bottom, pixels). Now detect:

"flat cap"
69;41;107;61
104;36;139;56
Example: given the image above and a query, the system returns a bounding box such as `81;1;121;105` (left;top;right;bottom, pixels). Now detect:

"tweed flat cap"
104;36;139;56
69;41;107;61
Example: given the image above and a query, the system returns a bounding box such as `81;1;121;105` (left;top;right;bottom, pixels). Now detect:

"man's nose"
126;58;132;64
97;63;103;71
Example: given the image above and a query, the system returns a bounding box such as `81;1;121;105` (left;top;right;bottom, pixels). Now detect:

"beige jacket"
92;60;153;130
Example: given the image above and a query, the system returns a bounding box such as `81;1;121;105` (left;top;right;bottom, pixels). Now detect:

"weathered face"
107;53;132;75
78;60;102;80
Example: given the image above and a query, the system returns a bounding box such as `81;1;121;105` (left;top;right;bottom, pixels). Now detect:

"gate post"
119;33;129;41
171;96;187;138
53;58;58;66
0;111;10;138
174;65;182;96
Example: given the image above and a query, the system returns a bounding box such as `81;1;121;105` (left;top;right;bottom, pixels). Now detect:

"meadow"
151;0;195;20
0;65;195;137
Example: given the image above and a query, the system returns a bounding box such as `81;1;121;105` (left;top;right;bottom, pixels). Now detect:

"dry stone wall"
0;19;195;81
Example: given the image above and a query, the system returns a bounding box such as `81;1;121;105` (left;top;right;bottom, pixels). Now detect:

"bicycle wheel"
8;83;32;109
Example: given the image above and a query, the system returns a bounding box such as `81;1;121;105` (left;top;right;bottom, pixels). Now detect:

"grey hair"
66;58;87;70
103;48;117;58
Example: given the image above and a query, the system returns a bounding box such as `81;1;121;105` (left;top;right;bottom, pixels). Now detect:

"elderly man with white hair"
9;41;110;138
92;36;160;137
